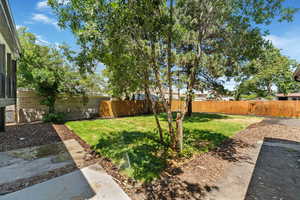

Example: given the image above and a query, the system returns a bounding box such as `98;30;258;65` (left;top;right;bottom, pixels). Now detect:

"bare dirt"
2;118;300;200
0;123;62;152
0;123;102;195
126;118;300;200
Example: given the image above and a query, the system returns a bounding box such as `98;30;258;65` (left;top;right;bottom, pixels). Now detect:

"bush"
43;113;65;124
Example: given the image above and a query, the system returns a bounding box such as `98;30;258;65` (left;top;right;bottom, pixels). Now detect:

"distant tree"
17;28;101;115
234;46;300;100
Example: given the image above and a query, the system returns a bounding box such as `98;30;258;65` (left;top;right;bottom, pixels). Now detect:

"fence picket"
100;100;300;118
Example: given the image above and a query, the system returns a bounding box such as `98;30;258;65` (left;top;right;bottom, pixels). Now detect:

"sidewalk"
0;164;131;200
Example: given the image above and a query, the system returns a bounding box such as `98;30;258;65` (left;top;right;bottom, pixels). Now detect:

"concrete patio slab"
0;155;73;185
0;138;90;186
0;164;131;200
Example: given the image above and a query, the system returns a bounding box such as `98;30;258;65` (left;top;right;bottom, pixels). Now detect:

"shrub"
43;112;65;124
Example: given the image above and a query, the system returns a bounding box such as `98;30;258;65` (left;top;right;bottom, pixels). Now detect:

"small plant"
43;112;65;124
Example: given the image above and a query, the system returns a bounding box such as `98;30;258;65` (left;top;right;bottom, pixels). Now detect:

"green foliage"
17;27;105;113
47;0;299;99
48;0;298;152
66;113;260;181
235;46;300;99
42;112;65;124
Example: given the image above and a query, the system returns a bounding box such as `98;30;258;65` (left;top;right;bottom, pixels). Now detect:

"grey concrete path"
0;154;73;185
245;139;300;200
0;164;131;200
205;143;262;200
263;118;300;128
0;140;79;186
0;138;131;199
205;118;300;200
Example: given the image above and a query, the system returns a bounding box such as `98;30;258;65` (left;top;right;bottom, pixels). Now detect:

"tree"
234;46;300;99
17;28;95;115
49;0;298;153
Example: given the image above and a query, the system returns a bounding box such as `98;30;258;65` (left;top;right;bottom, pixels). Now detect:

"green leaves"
17;28;102;113
235;46;300;98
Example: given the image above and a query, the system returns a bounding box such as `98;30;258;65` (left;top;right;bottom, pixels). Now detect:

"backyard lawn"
66;113;261;182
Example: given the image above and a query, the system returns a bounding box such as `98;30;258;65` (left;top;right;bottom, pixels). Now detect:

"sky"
8;0;300;90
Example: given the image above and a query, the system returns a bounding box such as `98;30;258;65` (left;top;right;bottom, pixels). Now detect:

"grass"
66;113;261;182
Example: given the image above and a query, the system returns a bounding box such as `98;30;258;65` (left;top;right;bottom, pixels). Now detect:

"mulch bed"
125;119;300;200
2;119;300;199
0;123;61;152
0;123;131;196
0;123;104;194
52;124;133;193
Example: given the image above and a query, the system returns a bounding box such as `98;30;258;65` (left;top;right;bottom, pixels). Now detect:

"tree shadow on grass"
159;112;228;123
92;131;169;182
183;129;229;153
92;128;234;182
184;129;253;162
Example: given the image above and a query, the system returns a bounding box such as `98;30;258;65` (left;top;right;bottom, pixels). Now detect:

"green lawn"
66;113;261;181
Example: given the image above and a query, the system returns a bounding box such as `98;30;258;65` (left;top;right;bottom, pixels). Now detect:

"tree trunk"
144;69;164;143
144;88;152;114
186;94;193;117
176;112;183;152
147;87;164;143
153;101;164;143
48;96;56;114
173;34;201;152
235;91;241;101
167;0;176;149
186;64;193;117
151;42;175;148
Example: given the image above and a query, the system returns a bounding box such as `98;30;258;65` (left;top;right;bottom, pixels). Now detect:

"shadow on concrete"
0;123;96;199
245;138;300;200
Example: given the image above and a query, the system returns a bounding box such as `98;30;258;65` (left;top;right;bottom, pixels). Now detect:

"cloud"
16;25;22;29
31;13;58;28
265;29;300;62
36;1;50;10
58;0;70;5
36;34;50;45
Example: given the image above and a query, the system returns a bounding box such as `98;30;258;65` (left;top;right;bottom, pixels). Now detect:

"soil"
0;123;61;152
0;123;103;195
126;118;300;200
2;118;300;200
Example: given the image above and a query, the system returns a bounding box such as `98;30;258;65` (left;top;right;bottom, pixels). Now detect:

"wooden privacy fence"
172;100;300;118
100;100;300;118
100;100;151;117
99;100;165;117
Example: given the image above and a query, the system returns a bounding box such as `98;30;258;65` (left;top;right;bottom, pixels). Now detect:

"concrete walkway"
0;164;131;200
0;138;131;200
205;118;300;200
0;139;82;187
205;142;262;200
245;139;300;200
